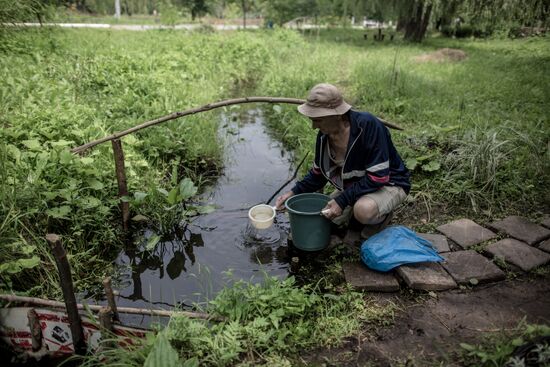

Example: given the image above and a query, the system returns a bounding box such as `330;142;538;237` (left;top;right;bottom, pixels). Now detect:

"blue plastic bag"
360;226;443;272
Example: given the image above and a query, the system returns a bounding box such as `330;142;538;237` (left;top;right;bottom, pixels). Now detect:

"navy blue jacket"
291;110;411;209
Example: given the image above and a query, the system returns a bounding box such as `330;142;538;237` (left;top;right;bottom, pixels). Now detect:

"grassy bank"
1;27;549;365
259;29;550;222
0;28;273;297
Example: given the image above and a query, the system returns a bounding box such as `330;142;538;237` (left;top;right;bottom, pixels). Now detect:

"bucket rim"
285;192;330;216
248;204;276;223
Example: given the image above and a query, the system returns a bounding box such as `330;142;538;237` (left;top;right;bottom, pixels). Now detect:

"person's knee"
353;198;379;224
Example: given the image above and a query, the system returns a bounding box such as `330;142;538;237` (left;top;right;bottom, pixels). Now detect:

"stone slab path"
418;233;450;253
340;215;550;293
396;262;457;291
539;239;550;253
541;217;550;229
441;250;505;285
489;216;550;246
485;238;550;272
436;218;496;249
342;262;400;292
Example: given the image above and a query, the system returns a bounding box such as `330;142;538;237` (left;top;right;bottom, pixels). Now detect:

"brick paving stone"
488;216;550;246
418;233;450;253
485;238;550;272
343;261;400;292
396;262;457;291
441;250;505;285
537;239;550;254
437;218;496;249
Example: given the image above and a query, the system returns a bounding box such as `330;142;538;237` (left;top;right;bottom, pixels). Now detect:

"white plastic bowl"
248;204;276;229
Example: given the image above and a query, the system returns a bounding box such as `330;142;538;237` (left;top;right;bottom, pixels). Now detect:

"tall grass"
257;29;550;218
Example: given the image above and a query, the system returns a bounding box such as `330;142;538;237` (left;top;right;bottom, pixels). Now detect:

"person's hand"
321;199;342;219
275;191;294;210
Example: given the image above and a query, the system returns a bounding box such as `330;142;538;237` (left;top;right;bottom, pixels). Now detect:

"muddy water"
114;109;295;325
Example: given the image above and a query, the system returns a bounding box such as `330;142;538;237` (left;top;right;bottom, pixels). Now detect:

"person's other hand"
321;199;342;219
275;191;294;210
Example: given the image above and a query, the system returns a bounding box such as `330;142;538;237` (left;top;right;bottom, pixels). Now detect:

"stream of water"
113;108;296;325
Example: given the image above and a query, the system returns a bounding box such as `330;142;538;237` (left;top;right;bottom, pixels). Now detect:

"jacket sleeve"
291;132;328;194
334;120;391;209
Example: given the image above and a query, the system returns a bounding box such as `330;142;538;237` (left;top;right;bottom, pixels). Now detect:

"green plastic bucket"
285;193;331;251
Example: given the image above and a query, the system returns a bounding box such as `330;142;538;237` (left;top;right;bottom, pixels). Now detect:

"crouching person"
275;83;411;239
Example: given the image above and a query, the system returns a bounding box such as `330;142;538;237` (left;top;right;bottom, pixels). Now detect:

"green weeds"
460;322;550;366
77;274;394;366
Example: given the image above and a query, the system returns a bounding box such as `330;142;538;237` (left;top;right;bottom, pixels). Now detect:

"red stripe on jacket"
368;173;390;183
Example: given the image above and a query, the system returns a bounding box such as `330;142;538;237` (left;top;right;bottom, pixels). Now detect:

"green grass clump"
459;322;550;366
76;274;394;366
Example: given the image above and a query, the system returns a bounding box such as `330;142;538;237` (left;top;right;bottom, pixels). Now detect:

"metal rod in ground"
45;234;86;355
111;139;130;231
102;277;119;322
27;308;42;351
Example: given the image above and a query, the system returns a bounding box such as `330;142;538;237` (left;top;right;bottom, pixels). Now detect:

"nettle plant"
125;175;215;237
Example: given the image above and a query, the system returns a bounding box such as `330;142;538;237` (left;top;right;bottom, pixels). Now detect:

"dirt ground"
302;273;550;366
413;48;468;63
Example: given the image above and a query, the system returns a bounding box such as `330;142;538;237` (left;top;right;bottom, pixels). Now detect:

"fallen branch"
265;152;309;205
71;97;404;154
0;294;219;321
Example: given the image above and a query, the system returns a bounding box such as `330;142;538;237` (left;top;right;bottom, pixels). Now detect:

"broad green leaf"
87;179;104;190
59;150;73;165
7;144;21;162
131;214;149;222
421;161;441;172
50;139;73;147
20;245;37;255
196;204;215;214
79;196;102;209
272;105;282;113
157;188;169;197
0;256;41;274
22;139;41;151
415;154;434;162
405;158;418;170
46;205;71;219
179;178;197;200
134;192;148;202
167;187;179;205
144;333;181;367
145;235;161;251
80;157;94;165
183;209;197;217
124;135;139;145
460;343;476;351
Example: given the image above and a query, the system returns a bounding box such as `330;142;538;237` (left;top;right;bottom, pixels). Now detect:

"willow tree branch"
265;152;309;205
71;97;304;154
71;97;403;154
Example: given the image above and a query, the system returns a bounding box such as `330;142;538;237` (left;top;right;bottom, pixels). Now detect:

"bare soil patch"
414;48;468;63
301;274;550;366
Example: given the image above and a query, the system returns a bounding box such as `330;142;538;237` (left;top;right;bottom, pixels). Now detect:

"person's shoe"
360;211;394;239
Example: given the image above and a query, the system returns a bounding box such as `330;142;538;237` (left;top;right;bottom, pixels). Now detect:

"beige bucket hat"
298;83;352;118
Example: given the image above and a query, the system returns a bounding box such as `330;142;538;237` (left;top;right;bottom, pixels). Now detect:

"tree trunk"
242;0;246;28
415;2;433;41
403;0;432;42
